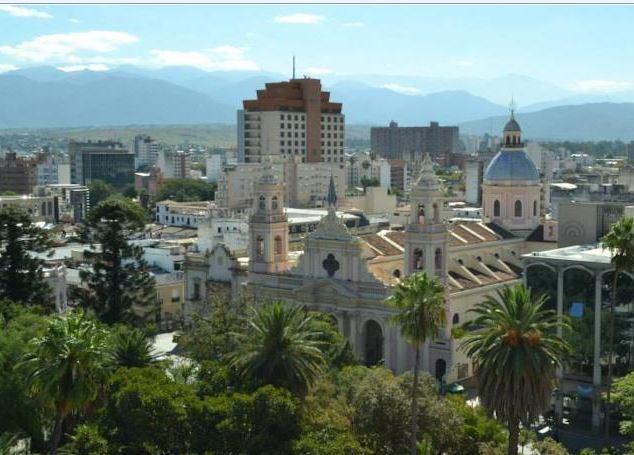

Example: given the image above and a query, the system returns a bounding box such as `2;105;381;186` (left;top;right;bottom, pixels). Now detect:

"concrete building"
135;167;165;198
348;153;391;188
371;121;460;161
157;149;191;179
558;201;625;247
239;77;344;164
69;140;135;188
133;135;160;169
216;160;347;210
39;184;90;223
0;151;37;195
387;159;411;193
155;200;213;228
36;153;70;186
0;194;58;223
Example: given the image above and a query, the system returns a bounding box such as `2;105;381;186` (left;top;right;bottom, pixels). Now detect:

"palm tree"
602;217;634;438
460;285;570;455
109;325;159;368
227;301;325;396
388;272;446;455
19;311;109;454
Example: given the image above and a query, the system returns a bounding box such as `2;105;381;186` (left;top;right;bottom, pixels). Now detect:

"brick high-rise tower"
238;78;344;164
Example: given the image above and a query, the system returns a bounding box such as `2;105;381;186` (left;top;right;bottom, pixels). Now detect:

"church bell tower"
404;154;449;280
249;158;289;274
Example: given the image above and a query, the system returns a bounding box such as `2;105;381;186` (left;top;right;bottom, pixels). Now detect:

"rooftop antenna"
509;96;516;119
292;55;296;79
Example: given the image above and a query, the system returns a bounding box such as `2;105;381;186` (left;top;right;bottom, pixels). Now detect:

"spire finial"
509;97;516;119
292;55;296;79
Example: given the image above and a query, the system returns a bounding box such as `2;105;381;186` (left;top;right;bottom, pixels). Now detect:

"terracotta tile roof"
360;234;402;256
384;231;406;248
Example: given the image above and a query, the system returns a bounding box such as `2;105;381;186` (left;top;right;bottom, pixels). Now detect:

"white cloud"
0;31;138;62
571;80;634;93
382;83;422;95
0;63;18;73
275;13;325;24
69;18;80;24
0;5;51;19
342;21;364;27
454;59;474;67
305;67;334;76
58;63;110;72
149;47;259;71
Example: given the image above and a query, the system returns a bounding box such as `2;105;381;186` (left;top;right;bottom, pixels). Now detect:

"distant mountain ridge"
0;66;634;141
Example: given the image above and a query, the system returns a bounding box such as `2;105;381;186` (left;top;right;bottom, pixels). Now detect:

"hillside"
460;103;634;141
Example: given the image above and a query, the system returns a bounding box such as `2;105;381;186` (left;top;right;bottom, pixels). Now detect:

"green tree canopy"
156;178;216;202
88;180;116;207
73;198;155;325
0;206;53;308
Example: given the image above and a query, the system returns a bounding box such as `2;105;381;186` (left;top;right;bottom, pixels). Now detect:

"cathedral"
185;113;555;383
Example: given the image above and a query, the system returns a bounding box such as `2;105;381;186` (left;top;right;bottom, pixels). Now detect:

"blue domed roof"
483;150;539;183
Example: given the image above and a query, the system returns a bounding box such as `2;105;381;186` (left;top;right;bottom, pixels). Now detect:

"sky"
1;4;634;93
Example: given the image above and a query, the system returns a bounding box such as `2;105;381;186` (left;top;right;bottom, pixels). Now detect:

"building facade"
134;135;160;169
157;149;191;179
239;77;344;164
0;151;37;195
69;140;135;188
371;121;460;162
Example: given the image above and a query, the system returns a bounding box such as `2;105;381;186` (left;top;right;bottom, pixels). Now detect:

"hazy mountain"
460;102;634;141
328;81;508;125
0;72;234;128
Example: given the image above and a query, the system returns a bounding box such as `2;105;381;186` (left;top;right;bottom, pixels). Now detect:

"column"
555;267;564;422
592;271;603;432
383;322;392;371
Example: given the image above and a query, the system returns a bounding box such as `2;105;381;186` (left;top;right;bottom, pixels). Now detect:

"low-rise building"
0;194;58;223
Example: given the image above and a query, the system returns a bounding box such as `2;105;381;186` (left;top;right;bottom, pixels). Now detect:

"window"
258;195;266;210
493;200;500;217
435;248;443;271
533;200;537;216
274;235;282;255
393;269;401;278
418;204;425;224
193;279;201;300
514;200;522;217
256;236;264;257
272;196;278;210
452;313;460;325
413;248;423;270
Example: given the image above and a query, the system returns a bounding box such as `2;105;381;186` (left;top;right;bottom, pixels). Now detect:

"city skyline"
1;4;634;94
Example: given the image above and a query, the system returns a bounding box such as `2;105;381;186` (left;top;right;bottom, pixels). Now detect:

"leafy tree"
155;178;216;202
531;437;569;455
20;311;109;454
0;206;53;308
73;198;156;325
360;176;381;188
0;303;49;452
308;311;356;370
446;396;507;455
602;217;634;438
228;301;326;396
460;285;571;455
612;372;634;438
103;367;194;454
109;325;159;368
388;272;446;455
58;424;109;455
351;367;412;454
88;180;116;207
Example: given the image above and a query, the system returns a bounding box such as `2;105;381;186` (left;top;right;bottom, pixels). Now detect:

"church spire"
326;174;337;207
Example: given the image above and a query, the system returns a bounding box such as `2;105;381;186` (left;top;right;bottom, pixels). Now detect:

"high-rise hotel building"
238;77;344;164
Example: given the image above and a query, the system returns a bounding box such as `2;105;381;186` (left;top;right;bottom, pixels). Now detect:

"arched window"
41;202;47;216
256;236;264;257
433;203;439;223
393;269;401;278
258;195;266;210
452;313;460;325
514;200;522;217
533;200;537;216
418;204;425;224
493;200;501;217
512;136;516;145
413;248;424;270
434;248;443;271
272;196;278;210
274;235;282;255
506;136;511;146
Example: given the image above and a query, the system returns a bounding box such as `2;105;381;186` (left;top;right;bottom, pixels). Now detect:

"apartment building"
69;140;135;188
238;77;344;164
0;151;38;194
134;135;160;169
371;121;460;161
157;149;191;179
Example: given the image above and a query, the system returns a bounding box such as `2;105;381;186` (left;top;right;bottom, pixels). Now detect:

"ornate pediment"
310;206;356;242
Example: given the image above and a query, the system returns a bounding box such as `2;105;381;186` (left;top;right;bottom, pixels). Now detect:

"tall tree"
73;198;155;325
602;217;634;438
228;301;326;396
109;325;159;369
0;206;52;307
388;272;446;455
19;311;109;454
460;285;571;455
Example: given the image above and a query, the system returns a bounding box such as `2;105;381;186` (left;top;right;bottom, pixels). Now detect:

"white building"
157;149;191;179
37;154;70;186
134;135;160;169
155;200;213;228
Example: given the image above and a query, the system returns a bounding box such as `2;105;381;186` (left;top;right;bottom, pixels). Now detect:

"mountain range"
1;66;634;141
